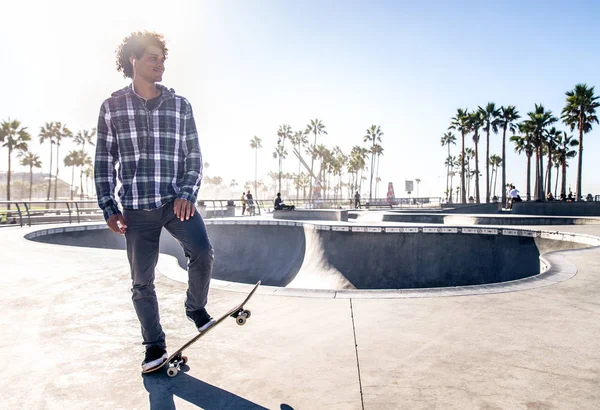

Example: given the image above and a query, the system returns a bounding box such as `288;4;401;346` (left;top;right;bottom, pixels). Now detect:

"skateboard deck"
142;281;261;377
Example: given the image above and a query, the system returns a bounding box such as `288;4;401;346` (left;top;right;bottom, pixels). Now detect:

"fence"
0;196;442;227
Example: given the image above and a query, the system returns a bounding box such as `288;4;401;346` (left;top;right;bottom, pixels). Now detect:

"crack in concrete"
349;298;365;410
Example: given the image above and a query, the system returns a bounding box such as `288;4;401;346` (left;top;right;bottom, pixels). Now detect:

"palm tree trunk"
474;134;480;203
309;131;317;202
29;166;33;200
561;161;567;197
546;146;552;198
6;149;12;205
538;147;544;200
54;144;60;200
79;168;84;199
576;121;583;201
501;125;507;206
70;166;75;200
296;144;300;201
446;145;450;201
46;145;53;208
534;150;539;200
486;128;490;203
460;131;466;203
526;154;532;201
254;147;258;199
554;165;559;197
369;142;375;202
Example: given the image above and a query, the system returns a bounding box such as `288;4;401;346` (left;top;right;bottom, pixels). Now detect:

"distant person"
546;192;554;201
567;190;574;202
241;192;246;215
354;191;361;209
246;191;255;215
507;185;521;209
94;31;215;372
9;218;17;225
274;193;295;211
560;193;567;201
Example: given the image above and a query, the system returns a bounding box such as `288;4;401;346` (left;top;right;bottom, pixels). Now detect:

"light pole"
415;178;421;198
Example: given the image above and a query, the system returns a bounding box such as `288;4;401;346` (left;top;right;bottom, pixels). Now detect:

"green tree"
18;151;42;200
449;108;470;203
289;130;308;200
488;154;502;199
561;83;599;200
249;136;262;196
497;106;520;206
39;122;56;205
363;125;384;202
0;119;31;205
440;132;457;202
468;110;485;203
524;104;558;200
479;103;501;203
511;123;535;201
305;119;327;202
53;122;73;200
554;131;579;197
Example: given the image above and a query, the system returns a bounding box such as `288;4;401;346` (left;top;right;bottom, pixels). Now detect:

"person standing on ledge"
94;31;215;372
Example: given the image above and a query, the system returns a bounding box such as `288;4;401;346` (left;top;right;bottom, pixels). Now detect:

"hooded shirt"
94;84;202;221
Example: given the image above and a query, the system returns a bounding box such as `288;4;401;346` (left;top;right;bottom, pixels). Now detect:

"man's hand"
174;198;195;221
107;214;127;234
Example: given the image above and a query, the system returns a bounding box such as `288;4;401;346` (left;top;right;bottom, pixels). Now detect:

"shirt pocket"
114;118;141;154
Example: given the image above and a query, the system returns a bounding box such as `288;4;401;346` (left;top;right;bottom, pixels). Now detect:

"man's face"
131;45;165;83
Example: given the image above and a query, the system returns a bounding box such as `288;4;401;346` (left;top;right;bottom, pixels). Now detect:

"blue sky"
1;0;599;198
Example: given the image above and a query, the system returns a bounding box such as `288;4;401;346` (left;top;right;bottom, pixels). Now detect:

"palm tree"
273;142;288;194
525;104;558;200
74;128;96;198
305;119;327;202
0;119;31;205
53;122;73;200
497;106;520;206
18;151;42;200
554;131;579;197
440;132;457;202
249;136;262;197
289;130;308;200
468;110;485;203
83;165;94;197
78;151;92;199
363;125;384;202
64;150;79;200
488;154;502;199
276;125;293;194
544;127;560;196
449;108;470;203
372;144;384;198
445;155;457;202
561;83;599;201
479;103;501;203
511;123;535;201
39;122;56;205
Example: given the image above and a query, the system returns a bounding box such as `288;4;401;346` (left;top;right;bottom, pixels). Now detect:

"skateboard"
142;281;261;377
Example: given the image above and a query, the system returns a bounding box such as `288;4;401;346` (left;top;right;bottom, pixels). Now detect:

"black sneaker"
187;308;216;332
142;345;167;371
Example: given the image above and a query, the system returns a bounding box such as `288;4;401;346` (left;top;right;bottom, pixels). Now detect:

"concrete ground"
0;220;599;410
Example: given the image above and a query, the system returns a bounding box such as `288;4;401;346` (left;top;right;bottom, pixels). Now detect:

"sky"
1;0;599;199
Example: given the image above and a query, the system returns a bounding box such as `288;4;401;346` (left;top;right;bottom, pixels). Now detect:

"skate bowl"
24;220;600;297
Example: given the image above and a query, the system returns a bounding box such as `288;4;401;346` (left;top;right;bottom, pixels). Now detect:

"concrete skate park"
2;203;600;409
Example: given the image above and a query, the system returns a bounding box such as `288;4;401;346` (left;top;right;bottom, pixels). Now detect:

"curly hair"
115;31;169;79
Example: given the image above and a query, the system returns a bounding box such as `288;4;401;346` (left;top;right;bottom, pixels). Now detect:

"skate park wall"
25;222;598;290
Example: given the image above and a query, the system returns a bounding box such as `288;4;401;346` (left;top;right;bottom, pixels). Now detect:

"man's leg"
162;203;213;314
123;209;165;348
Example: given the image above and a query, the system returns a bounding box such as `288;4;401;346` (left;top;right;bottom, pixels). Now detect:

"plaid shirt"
94;84;203;221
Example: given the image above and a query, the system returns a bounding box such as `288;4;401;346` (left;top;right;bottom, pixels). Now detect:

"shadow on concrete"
142;371;280;409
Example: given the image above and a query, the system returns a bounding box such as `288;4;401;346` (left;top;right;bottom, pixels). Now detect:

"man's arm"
179;101;203;203
94;101;121;222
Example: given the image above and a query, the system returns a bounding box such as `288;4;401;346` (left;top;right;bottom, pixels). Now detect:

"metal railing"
0;196;443;227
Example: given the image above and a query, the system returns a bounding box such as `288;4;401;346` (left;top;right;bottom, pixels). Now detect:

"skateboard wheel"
167;368;178;377
244;309;251;319
182;356;188;365
236;315;247;326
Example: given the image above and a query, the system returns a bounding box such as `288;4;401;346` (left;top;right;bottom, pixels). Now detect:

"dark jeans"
123;201;213;349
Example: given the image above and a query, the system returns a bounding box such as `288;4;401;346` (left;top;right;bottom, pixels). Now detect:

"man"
94;31;215;372
354;191;361;209
274;192;295;211
246;190;255;215
507;185;521;209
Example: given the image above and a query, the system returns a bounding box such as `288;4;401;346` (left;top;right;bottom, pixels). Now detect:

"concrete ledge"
512;201;600;216
273;209;348;221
